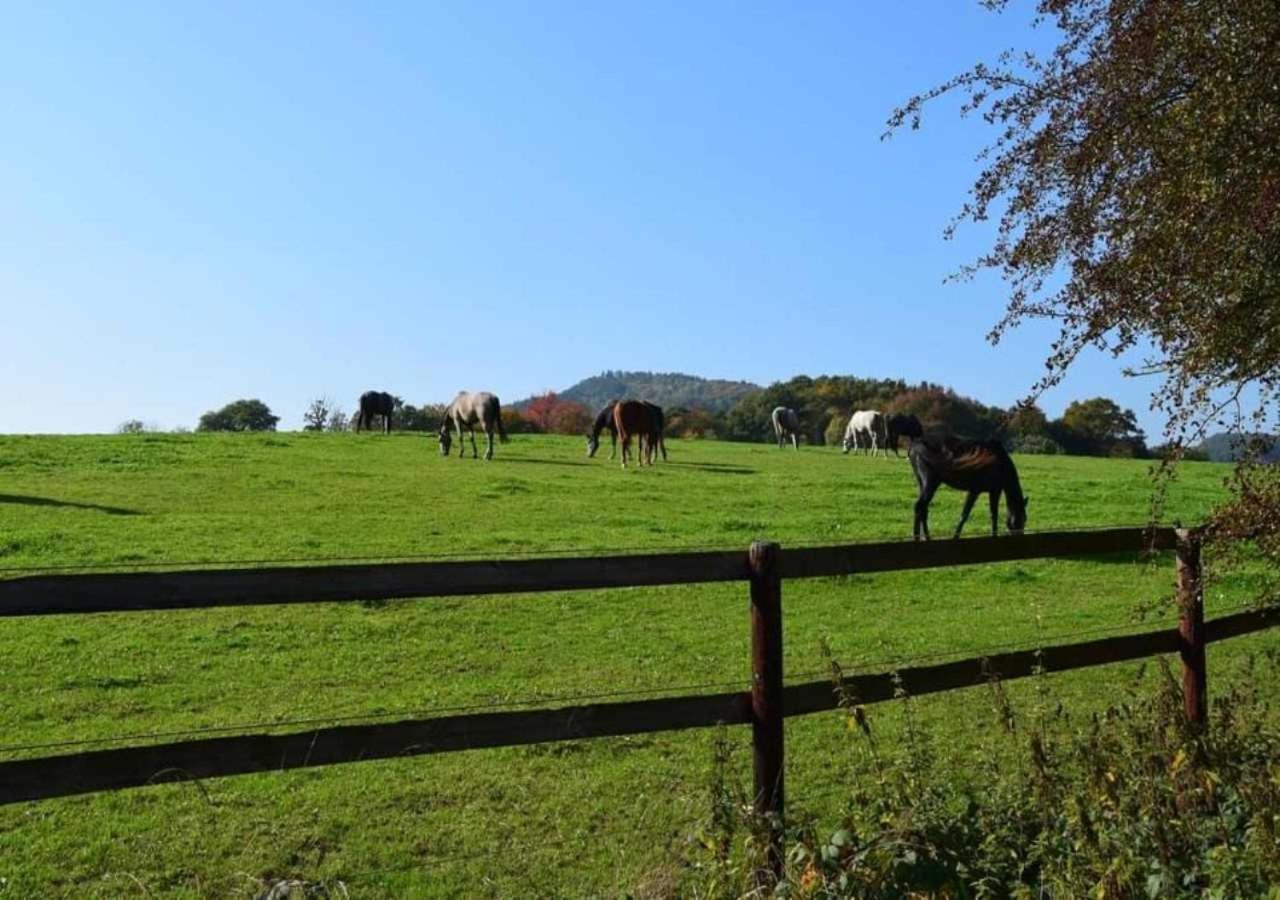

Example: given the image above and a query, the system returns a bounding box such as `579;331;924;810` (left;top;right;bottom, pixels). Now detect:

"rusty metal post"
1176;528;1207;728
749;539;784;883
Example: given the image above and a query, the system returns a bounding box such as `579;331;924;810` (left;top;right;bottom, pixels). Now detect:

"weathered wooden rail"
1;526;1276;880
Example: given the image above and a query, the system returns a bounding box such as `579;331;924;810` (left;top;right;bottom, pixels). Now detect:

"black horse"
886;413;924;457
908;437;1028;540
587;400;667;461
356;390;395;434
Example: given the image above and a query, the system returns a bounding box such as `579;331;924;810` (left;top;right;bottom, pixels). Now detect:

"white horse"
771;407;801;450
438;391;507;460
842;410;888;457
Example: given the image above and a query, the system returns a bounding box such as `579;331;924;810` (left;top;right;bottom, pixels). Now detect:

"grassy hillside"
0;432;1265;896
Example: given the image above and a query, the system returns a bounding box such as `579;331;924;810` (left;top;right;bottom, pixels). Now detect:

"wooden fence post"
1176;528;1207;728
749;539;784;883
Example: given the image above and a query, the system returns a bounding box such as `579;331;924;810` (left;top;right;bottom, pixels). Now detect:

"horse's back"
911;436;1012;489
614;399;655;434
451;391;500;417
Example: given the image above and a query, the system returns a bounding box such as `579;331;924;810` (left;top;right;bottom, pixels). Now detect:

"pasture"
0;432;1266;896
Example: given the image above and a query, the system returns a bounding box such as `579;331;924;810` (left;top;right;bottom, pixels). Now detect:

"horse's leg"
609;428;617;461
469;424;478;458
954;490;980;539
485;425;494;461
455;419;465;457
620;432;629;468
989;491;1001;537
914;479;940;541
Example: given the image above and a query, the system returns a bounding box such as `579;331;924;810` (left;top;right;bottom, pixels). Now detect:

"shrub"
197;399;279;432
1010;434;1062;455
691;654;1280;898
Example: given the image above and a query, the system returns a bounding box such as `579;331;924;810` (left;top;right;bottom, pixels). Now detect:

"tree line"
165;376;1156;459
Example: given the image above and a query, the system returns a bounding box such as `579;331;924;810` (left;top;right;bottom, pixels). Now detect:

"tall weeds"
692;651;1280;898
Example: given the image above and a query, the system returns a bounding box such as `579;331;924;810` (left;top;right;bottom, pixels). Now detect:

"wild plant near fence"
694;652;1280;898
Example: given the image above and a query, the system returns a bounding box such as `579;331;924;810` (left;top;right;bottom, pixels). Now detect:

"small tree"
116;420;148;434
1052;397;1147;457
546;401;592;435
197;399;280;433
326;408;350;432
523;392;560;432
302;397;333;431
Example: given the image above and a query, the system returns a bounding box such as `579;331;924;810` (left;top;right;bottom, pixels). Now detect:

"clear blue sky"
2;2;1165;437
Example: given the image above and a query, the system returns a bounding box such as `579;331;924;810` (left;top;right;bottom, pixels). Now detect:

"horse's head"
586;433;599;458
841;434;853;454
438;425;452;456
1007;494;1028;534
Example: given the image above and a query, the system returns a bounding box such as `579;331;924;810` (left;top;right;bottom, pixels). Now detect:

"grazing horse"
885;413;924;457
771;407;801;450
842;410;887;456
438;391;507;460
613;400;659;468
587;401;620;459
908;437;1028;541
588;400;668;462
356;390;394;434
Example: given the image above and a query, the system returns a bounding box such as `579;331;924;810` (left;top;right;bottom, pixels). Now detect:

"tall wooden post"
748;539;784;883
1176;528;1207;728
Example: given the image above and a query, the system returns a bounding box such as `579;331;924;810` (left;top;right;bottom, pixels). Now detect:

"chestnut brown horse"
590;400;667;462
613;400;660;468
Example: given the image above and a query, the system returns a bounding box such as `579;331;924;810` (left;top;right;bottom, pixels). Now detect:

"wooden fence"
1;526;1277;879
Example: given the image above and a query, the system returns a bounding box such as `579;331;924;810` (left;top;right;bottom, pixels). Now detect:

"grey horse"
438;391;508;460
771;406;801;450
842;410;887;456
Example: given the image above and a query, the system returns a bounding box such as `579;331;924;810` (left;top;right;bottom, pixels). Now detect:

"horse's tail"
496;407;508;443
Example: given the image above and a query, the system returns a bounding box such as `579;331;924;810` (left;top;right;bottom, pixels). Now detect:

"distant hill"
1199;432;1280;463
515;371;760;413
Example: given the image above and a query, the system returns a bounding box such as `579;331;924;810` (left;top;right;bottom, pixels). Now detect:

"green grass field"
0;432;1268;897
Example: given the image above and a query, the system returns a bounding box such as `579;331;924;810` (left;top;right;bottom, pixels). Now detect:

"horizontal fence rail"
0;527;1177;617
2;605;1273;806
6;519;1278;886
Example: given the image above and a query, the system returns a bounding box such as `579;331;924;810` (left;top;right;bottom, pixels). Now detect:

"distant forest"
248;370;1273;462
514;371;760;414
509;371;1157;458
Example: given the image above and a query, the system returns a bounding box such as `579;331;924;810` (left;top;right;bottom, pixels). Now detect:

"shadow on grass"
664;462;758;476
0;494;140;516
496;457;593;468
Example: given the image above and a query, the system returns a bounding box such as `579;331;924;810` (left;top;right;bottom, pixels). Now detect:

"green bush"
692;654;1280;898
1011;434;1063;455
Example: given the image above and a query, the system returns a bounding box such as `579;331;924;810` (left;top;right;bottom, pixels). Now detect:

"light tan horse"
438;391;507;460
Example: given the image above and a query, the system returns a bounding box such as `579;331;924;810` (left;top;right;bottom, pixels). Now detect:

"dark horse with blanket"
356;390;395;433
908;437;1028;540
